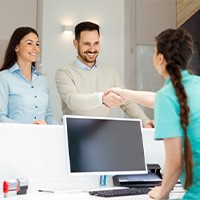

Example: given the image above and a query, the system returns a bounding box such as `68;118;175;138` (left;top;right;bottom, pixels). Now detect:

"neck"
163;73;169;80
17;60;32;81
77;57;95;68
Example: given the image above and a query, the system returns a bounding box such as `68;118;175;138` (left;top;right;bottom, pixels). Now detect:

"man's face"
74;30;100;67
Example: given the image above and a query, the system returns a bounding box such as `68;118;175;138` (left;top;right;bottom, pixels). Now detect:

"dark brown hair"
0;27;38;71
155;28;194;189
74;21;100;41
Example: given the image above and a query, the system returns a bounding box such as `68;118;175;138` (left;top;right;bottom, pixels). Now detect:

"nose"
88;45;95;51
90;43;99;51
32;44;40;52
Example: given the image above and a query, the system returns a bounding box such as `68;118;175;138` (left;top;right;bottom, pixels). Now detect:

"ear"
73;39;78;49
158;53;165;65
15;45;19;53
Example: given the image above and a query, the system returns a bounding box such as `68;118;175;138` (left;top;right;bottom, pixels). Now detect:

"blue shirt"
154;70;200;199
0;63;56;124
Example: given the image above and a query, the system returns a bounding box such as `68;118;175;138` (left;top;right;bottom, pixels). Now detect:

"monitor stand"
82;175;128;192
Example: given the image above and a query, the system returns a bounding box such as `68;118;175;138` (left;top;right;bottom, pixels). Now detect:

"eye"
36;43;40;46
84;42;90;46
27;42;33;45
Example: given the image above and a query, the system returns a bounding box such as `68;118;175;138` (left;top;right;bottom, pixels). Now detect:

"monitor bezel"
63;115;148;176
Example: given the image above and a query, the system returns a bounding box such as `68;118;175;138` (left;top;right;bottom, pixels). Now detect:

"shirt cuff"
98;92;104;105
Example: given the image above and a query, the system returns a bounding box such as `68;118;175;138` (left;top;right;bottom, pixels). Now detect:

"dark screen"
64;117;146;174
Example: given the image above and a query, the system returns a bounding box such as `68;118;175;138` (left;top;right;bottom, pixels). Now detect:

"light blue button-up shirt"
0;63;56;124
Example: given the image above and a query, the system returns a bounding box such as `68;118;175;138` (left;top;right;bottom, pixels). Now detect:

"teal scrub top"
154;70;200;200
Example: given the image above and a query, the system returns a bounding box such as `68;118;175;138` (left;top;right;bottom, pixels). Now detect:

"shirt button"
34;117;37;119
31;86;34;88
35;96;37;98
35;106;38;108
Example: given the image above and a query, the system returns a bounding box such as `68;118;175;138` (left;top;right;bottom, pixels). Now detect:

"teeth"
88;53;94;55
30;52;37;56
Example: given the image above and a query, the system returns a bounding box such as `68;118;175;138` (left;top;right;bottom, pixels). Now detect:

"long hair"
155;28;194;189
0;27;38;71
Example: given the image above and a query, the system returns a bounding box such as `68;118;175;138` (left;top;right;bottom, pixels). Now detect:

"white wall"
124;0;176;119
39;0;125;122
0;0;37;65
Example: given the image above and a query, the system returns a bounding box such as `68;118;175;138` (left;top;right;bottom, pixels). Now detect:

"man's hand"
144;119;154;128
102;91;125;108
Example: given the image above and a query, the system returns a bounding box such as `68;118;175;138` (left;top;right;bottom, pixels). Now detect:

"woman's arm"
0;75;17;123
148;137;183;199
106;88;155;109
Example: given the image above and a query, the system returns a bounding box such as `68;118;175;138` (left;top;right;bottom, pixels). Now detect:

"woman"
107;28;200;199
0;27;56;124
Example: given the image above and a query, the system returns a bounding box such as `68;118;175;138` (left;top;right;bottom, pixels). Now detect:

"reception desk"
0;123;183;199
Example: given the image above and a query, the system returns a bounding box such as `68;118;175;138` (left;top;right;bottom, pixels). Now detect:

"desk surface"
0;189;184;200
0;124;178;199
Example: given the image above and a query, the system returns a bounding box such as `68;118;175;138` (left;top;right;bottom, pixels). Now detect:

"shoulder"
96;61;118;73
0;70;11;81
0;69;9;76
55;62;80;81
56;62;77;74
186;73;200;84
156;84;178;108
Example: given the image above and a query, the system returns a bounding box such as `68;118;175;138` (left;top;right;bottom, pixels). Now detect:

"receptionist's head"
153;28;194;79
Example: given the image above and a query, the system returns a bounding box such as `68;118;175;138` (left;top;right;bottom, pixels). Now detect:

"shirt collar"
165;70;189;85
75;58;97;70
9;63;40;76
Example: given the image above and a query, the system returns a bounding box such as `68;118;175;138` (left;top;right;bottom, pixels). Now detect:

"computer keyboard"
89;187;151;197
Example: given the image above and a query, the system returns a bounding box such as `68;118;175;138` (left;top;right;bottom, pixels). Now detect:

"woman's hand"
104;87;123;96
148;186;169;200
33;119;47;125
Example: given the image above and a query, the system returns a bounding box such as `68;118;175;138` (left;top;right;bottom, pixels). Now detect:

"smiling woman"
0;27;57;125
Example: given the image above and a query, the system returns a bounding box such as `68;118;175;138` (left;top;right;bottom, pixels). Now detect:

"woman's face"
15;32;40;65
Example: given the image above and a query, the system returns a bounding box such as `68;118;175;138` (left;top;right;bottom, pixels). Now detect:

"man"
55;21;152;127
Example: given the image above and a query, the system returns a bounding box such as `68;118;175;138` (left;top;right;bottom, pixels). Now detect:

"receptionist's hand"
148;186;169;200
33;119;47;125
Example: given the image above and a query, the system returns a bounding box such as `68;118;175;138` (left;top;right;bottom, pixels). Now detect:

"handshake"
103;87;155;109
102;87;126;108
102;87;155;128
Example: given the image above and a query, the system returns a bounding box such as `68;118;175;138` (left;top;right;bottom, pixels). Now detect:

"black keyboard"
89;187;151;197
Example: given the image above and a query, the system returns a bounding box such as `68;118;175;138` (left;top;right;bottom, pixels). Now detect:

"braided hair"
155;28;194;189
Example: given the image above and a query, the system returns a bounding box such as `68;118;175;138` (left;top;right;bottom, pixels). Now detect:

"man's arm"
0;76;16;123
110;67;151;126
55;68;102;112
106;88;155;109
121;100;150;126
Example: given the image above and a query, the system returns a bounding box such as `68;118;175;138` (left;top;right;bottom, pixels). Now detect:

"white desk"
0;124;183;199
0;188;184;199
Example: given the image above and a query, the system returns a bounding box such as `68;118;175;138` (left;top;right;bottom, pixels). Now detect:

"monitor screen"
63;115;147;176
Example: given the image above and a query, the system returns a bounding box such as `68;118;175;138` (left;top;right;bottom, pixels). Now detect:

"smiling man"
55;21;151;127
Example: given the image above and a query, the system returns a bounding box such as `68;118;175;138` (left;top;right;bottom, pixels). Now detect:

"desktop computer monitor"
63;115;147;176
